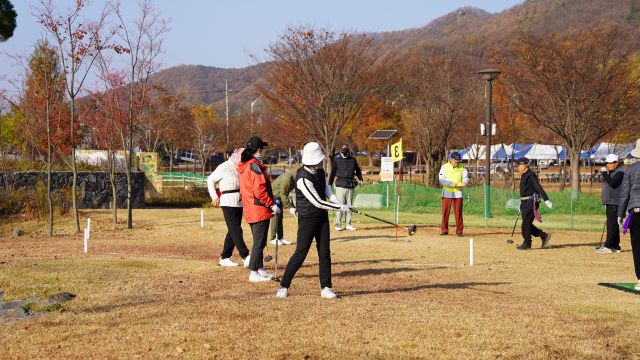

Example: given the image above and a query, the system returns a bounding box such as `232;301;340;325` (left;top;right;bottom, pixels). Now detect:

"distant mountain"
149;0;639;111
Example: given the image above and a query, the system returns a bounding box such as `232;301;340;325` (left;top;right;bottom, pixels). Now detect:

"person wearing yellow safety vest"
438;152;468;237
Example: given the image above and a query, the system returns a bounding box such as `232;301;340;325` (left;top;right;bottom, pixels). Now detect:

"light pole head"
478;69;501;82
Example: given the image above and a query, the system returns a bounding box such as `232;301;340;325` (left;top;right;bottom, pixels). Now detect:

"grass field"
1;208;639;359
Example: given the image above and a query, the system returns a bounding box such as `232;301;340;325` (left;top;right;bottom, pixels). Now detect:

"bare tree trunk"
109;150;117;224
569;148;581;197
47;99;53;236
127;126;133;229
71;100;80;233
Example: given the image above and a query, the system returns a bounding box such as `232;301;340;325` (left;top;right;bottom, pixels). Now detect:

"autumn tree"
511;26;640;194
191;104;222;179
96;0;169;229
33;0;115;232
1;40;70;234
395;48;478;186
256;24;393;172
139;85;188;153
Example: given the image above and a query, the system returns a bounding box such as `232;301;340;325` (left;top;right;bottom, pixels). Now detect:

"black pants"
220;206;249;259
604;205;621;250
269;201;284;240
280;214;332;289
630;212;640;280
521;205;546;246
247;219;270;271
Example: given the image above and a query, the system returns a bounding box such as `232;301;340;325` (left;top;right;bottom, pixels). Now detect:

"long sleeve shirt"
296;177;341;212
603;170;624;189
206;160;242;208
438;165;469;199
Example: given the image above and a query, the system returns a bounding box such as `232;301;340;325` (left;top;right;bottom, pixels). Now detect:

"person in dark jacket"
597;154;625;253
269;170;296;245
516;157;553;250
328;144;363;231
617;139;640;290
237;136;279;283
276;142;351;299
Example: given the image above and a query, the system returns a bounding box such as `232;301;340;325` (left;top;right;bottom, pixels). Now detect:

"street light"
478;68;501;220
251;95;262;137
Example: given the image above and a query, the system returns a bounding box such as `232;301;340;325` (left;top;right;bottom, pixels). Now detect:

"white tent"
590;142;636;161
461;144;513;160
76;151;127;169
524;144;564;160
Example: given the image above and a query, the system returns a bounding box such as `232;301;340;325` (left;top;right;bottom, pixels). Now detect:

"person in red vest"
237;136;280;282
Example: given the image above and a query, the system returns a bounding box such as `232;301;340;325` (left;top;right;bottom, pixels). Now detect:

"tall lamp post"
478;69;501;221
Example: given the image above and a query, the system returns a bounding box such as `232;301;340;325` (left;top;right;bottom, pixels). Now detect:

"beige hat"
632;139;640;158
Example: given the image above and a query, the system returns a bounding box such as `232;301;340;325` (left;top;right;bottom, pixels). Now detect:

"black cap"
246;136;268;150
340;144;349;152
450;152;462;162
517;157;529;165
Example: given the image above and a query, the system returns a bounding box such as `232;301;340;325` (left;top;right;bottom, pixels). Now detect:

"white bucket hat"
632;139;640;158
605;154;619;163
301;142;325;166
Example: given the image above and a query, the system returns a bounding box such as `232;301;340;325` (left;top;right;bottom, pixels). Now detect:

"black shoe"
517;244;531;250
439;232;448;236
456;233;463;237
541;233;551;248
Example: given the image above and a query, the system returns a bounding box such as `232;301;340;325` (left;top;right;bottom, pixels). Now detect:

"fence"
159;172;207;188
348;182;606;232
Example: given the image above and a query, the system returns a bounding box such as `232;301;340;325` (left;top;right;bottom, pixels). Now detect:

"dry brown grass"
1;208;639;359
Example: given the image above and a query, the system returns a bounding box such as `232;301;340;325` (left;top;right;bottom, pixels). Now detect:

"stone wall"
2;172;146;209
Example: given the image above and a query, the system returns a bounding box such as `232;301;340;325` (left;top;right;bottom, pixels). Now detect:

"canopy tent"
590;142;636;160
460;144;511;161
524;144;565;160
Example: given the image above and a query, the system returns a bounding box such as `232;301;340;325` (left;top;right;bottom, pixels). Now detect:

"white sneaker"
321;287;337;298
258;269;276;280
345;225;357;231
335;226;342;231
243;255;250;268
276;287;288;298
219;258;239;266
280;238;292;245
636;281;640;291
249;272;271;282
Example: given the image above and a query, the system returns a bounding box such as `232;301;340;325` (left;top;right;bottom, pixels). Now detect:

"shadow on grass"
547;242;601;249
331;235;397;242
339;282;511;297
294;266;436;279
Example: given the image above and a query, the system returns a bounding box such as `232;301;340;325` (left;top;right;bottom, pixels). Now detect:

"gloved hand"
271;204;281;215
289;207;296;215
358;180;364;186
340;205;353;213
600;167;607;173
329;195;343;206
545;200;553;209
618;217;624;227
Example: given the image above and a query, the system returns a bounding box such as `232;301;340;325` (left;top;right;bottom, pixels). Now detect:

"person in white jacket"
207;148;250;267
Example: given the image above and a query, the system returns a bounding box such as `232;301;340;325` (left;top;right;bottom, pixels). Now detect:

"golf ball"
406;239;410;242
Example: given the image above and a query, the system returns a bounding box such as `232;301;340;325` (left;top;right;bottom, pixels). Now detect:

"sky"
0;0;524;83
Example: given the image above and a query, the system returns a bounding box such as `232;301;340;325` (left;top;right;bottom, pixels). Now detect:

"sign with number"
380;157;393;182
391;140;403;162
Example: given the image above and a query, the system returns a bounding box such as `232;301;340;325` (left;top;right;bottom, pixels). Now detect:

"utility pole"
225;79;229;147
251;95;262;137
478;69;501;221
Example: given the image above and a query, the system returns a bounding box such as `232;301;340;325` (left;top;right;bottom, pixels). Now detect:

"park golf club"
273;200;281;282
351;208;417;236
507;210;521;243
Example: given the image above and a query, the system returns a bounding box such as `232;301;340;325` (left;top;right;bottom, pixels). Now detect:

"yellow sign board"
390;140;403;162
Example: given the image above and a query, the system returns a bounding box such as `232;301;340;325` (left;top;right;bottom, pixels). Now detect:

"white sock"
251;271;258;274
258;268;266;273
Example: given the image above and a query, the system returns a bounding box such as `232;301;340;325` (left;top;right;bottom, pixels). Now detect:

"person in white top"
276;142;351;299
207;148;249;267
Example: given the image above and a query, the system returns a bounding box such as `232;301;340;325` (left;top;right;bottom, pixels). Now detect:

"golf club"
599;220;606;248
351;208;417;236
507;210;521;243
273;200;281;282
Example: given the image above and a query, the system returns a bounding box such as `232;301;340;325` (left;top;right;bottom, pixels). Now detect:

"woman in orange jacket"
237;136;280;282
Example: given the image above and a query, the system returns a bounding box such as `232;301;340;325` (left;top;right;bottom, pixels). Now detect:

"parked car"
161;156;179;166
263;153;278;165
373;152;387;159
285;154;299;164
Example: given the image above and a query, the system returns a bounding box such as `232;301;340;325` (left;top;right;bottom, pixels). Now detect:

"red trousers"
441;197;463;234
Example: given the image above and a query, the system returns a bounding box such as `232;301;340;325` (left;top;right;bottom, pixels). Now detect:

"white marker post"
84;229;88;253
87;218;91;239
201;210;204;228
470;238;474;266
